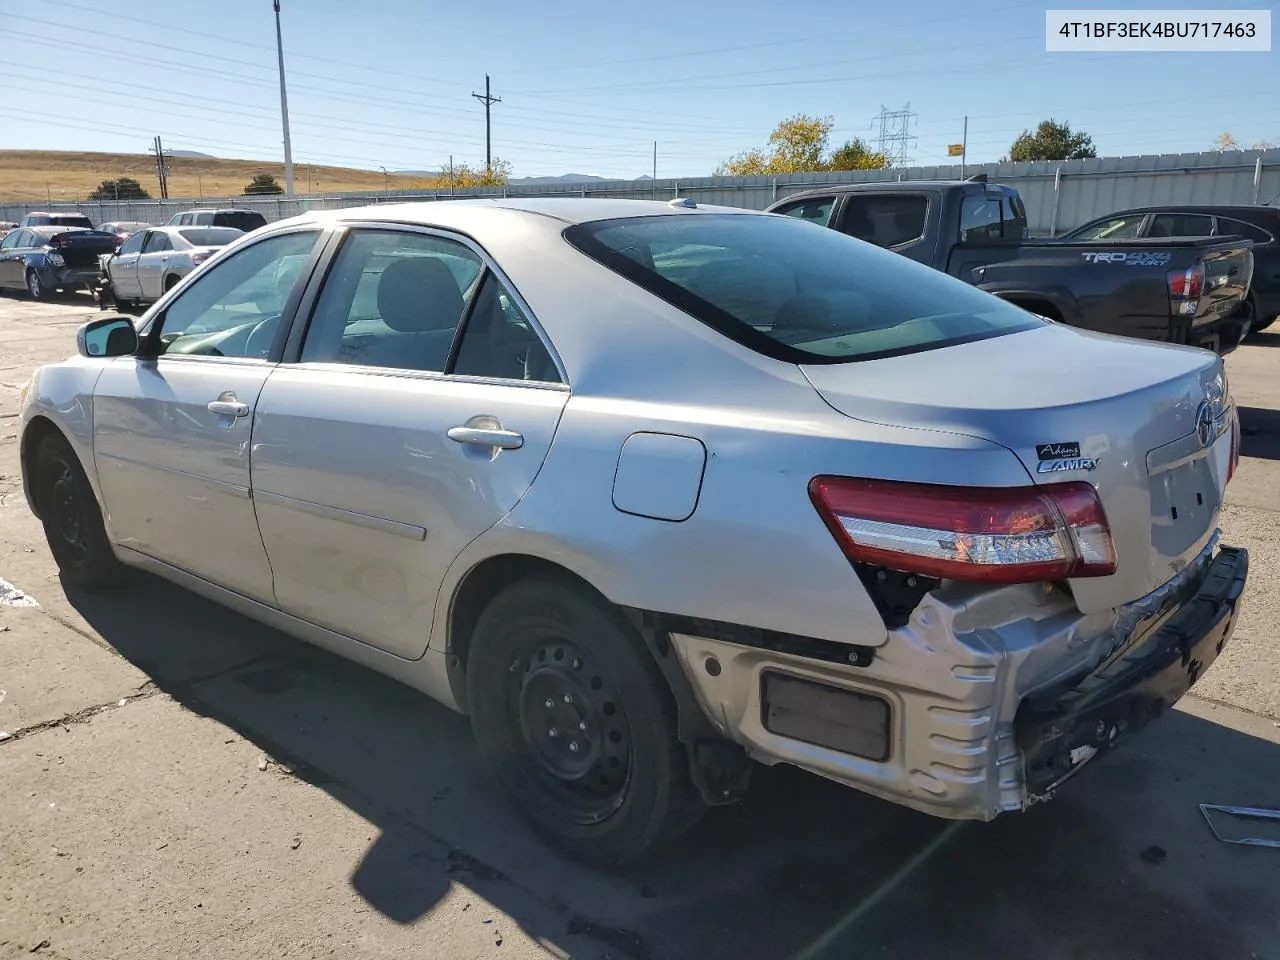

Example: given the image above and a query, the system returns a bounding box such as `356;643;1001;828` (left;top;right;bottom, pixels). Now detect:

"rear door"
91;227;324;601
833;192;934;263
137;230;174;299
109;230;146;298
0;229;24;286
771;195;836;226
250;224;569;658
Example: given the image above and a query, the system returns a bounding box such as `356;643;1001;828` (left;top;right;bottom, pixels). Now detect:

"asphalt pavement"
1;294;1278;960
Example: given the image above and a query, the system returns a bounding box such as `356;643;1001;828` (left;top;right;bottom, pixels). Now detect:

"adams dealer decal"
1035;441;1100;474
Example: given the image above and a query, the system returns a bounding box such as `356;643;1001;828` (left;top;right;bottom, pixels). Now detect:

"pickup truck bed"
766;180;1255;354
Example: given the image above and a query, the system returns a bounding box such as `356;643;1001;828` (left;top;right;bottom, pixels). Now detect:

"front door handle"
447;425;524;450
208;400;249;417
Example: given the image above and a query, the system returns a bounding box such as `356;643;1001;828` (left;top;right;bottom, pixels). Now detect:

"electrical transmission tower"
874;103;918;168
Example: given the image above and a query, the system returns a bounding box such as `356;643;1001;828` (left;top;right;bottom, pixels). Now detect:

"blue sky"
0;0;1275;179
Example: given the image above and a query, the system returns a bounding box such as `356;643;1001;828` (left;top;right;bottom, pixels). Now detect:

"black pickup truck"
766;179;1255;354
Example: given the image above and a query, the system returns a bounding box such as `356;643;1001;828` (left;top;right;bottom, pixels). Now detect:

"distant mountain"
167;149;215;159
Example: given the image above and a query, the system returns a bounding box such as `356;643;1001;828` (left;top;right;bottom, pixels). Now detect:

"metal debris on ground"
257;756;270;771
1200;803;1280;848
290;836;301;850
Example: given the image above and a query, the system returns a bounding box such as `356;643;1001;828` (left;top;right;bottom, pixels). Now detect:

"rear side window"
214;211;267;232
564;213;1043;364
836;195;927;248
1069;215;1145;240
1148;214;1214;237
959;195;1003;242
773;197;835;225
1217;218;1273;244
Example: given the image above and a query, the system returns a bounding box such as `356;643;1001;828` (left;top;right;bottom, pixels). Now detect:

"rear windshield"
213;211;267;231
564;213;1044;363
179;227;242;246
48;215;94;228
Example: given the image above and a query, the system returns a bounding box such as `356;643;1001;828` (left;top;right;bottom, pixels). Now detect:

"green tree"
717;115;888;175
440;157;512;188
87;177;151;201
1008;119;1096;162
826;137;890;171
243;173;284;195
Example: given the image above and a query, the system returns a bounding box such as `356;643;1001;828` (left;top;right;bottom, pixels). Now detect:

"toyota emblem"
1195;400;1215;448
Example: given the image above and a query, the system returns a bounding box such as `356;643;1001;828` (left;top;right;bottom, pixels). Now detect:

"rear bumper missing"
1015;544;1247;800
665;541;1246;821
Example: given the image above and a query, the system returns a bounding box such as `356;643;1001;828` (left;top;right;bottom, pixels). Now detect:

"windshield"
179;227;242;246
564;213;1044;363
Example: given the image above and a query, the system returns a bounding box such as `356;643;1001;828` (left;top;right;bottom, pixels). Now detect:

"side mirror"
77;316;138;358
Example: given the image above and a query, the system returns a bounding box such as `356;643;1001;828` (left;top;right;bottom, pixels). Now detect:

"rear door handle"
447;426;524;450
208;400;249;417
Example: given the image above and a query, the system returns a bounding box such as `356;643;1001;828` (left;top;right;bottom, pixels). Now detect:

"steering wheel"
244;315;282;359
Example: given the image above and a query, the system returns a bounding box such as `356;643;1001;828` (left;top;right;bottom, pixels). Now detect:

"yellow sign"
947;144;965;157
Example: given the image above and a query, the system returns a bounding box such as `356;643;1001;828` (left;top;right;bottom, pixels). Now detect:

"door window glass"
1216;218;1273;243
1148;214;1214;237
0;231;19;250
773;197;835;225
1068;215;1144;240
300;229;482;373
958;195;1003;242
837;195;928;247
154;230;319;359
452;273;560;383
117;231;146;254
143;232;172;253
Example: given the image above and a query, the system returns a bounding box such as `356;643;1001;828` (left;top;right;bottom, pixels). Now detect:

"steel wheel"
513;638;632;824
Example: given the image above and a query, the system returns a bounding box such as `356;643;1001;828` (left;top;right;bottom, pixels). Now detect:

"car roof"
778;179;999;201
1085;204;1279;220
297;196;763;229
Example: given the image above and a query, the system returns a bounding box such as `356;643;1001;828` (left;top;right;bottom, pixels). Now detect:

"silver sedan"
18;198;1247;865
100;224;243;307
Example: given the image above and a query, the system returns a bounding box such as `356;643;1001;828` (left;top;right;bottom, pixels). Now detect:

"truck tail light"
808;477;1117;584
1168;262;1204;298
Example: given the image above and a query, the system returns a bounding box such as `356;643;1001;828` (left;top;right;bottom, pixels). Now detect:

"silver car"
99;225;244;307
18;198;1248;866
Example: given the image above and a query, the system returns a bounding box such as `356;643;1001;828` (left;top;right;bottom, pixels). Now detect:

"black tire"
26;269;47;301
467;576;705;866
35;432;123;589
1252;313;1276;333
164;274;180;292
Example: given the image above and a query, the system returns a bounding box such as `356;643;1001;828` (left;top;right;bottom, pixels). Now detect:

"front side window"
774;197;835;225
565;213;1042;364
837;195;928;247
0;231;20;250
153;230;319;359
301;230;482;373
117;231;146;255
1068;215;1145;240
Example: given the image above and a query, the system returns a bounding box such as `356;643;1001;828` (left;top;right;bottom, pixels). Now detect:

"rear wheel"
164;274;180;293
35;432;124;589
467;577;705;866
26;269;46;300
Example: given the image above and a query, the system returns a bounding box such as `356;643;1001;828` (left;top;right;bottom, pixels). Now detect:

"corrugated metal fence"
4;149;1278;235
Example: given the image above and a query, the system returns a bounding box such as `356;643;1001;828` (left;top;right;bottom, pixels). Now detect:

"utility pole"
471;75;501;174
273;0;295;195
960;116;968;179
152;136;169;200
379;165;389;194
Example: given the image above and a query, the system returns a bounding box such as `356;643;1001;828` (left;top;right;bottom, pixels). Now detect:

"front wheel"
36;432;124;589
26;269;47;300
467;577;705;866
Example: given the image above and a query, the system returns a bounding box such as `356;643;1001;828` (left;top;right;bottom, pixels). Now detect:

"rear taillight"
1168;262;1204;316
808;477;1117;584
191;251;212;264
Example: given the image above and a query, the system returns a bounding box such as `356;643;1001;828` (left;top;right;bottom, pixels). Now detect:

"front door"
109;230;146;299
136;229;174;300
250;226;569;658
0;229;24;286
92;228;323;601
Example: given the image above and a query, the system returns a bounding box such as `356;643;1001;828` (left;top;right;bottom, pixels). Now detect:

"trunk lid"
51;230;121;269
802;324;1233;614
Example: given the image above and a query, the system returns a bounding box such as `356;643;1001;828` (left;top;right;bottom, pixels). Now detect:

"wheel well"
1001;296;1062;322
164;274;181;290
449;554;601;678
19;415;63;518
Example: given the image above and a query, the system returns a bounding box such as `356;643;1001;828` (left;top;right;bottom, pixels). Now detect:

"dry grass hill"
0;150;443;202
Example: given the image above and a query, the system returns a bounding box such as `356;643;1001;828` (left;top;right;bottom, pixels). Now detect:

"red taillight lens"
1168;263;1204;299
808;477;1117;584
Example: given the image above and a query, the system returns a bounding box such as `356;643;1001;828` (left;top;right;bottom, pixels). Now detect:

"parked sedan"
18;198;1246;866
1064;204;1280;331
0;226;121;298
100;225;243;307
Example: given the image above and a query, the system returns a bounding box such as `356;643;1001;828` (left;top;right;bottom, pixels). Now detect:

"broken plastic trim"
1200;804;1280;849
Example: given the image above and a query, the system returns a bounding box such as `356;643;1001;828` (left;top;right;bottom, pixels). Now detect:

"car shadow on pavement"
63;573;1280;960
1244;330;1280;348
1238;406;1280;462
